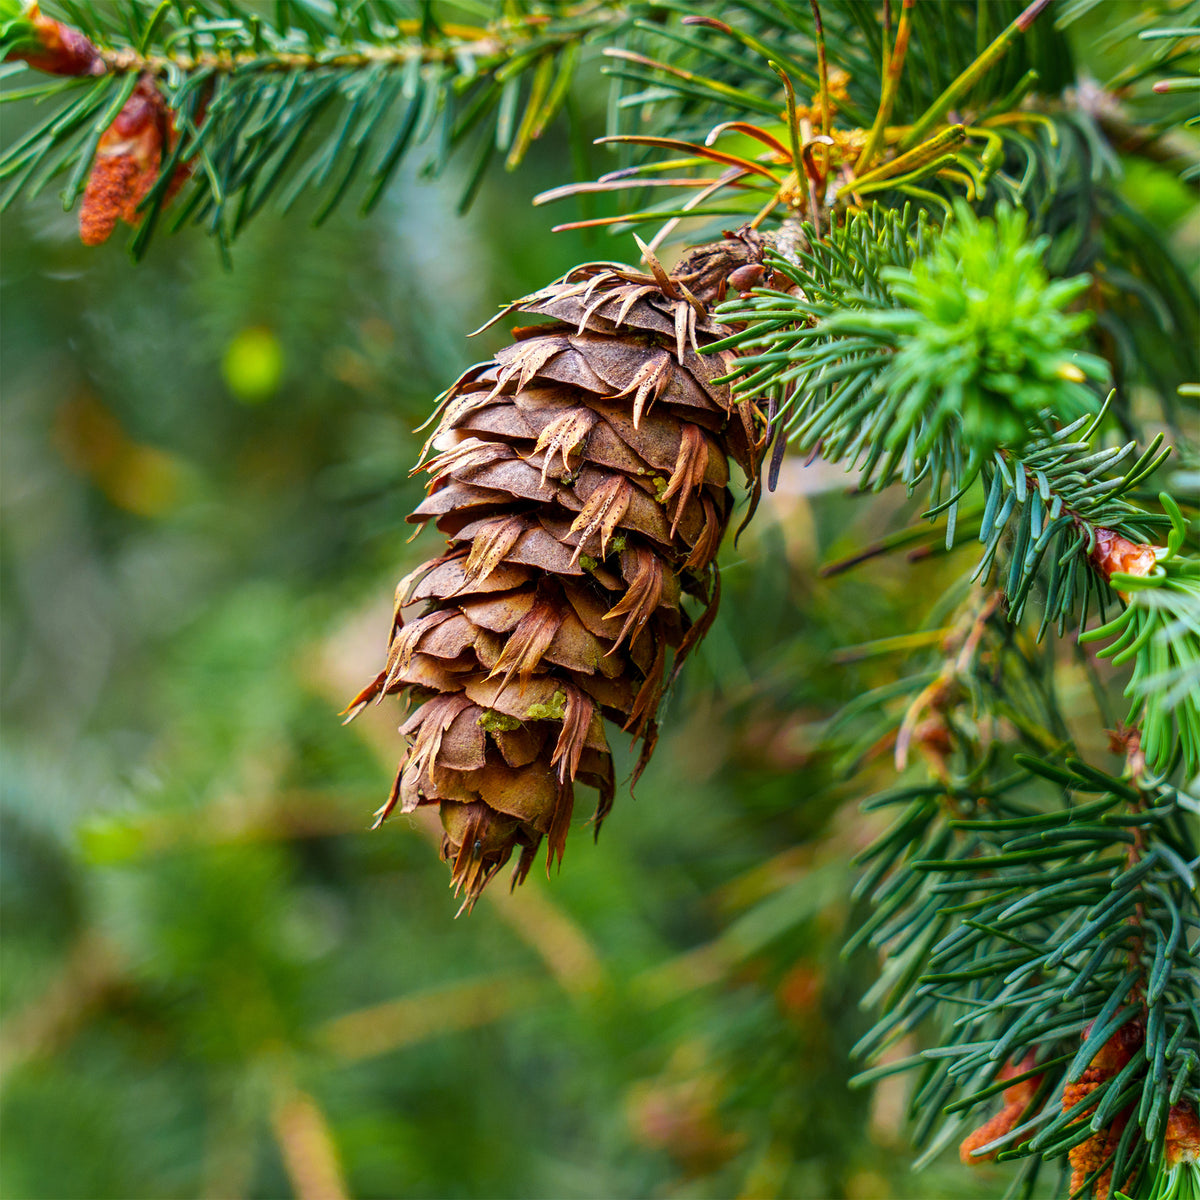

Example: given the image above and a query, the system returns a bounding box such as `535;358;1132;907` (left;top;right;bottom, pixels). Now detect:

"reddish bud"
776;963;822;1019
1091;529;1160;585
78;77;191;246
727;263;765;295
6;3;104;76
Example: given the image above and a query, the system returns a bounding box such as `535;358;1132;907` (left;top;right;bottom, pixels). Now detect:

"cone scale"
347;235;765;910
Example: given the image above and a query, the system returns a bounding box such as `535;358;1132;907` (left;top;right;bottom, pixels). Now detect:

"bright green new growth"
881;202;1106;460
715;206;1108;497
0;0;38;53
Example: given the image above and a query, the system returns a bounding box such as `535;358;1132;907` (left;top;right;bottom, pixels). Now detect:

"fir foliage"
842;596;1200;1197
2;2;1198;1198
713;203;1108;487
1;0;622;253
968;407;1170;636
1030;113;1200;433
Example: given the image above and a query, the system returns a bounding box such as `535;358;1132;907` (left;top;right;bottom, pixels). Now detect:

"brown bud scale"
1166;1105;1200;1169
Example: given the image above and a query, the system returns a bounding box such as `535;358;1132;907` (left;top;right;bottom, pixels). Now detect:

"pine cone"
347;235;765;910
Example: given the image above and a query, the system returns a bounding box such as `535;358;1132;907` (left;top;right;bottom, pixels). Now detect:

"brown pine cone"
346;235;766;910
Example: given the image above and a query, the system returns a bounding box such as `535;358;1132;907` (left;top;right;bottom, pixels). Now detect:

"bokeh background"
2;14;1196;1197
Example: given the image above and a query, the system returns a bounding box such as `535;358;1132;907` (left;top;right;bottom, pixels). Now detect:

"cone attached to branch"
347;233;766;910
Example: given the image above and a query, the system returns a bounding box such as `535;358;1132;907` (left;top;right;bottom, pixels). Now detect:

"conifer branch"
2;3;1195;1196
1030;113;1200;431
842;599;1200;1197
715;202;1196;772
596;0;1069;152
1;0;624;251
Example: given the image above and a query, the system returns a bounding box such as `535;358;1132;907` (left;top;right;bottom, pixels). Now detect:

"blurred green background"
2;36;1194;1200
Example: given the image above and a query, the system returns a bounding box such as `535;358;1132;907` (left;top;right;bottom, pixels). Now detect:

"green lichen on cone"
346;236;765;910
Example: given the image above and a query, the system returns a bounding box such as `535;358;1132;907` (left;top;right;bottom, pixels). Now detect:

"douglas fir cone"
346;234;766;910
